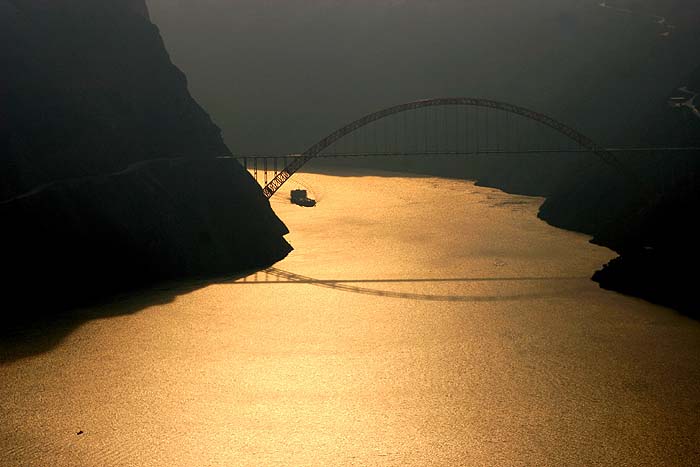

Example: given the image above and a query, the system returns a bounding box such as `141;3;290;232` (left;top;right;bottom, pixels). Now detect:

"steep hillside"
584;65;700;315
1;0;227;198
0;0;292;318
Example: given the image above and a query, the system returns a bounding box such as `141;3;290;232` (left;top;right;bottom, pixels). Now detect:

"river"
2;170;699;466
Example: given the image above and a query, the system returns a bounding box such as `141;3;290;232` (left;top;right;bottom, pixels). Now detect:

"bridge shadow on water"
0;267;590;364
230;267;590;303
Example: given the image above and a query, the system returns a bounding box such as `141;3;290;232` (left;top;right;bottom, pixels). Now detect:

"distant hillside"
146;0;700;153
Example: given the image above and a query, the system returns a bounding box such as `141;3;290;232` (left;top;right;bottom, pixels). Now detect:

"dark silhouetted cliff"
1;0;229;198
582;66;700;316
0;0;292;317
478;65;700;316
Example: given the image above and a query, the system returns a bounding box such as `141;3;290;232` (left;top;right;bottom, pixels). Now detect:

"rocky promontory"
0;0;292;317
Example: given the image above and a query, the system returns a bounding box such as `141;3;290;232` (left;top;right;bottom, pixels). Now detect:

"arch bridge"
230;98;694;197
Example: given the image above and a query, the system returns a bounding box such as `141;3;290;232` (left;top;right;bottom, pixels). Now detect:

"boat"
290;189;316;207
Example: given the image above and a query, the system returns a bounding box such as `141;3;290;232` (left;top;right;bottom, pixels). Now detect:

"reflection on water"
233;267;590;302
2;170;700;466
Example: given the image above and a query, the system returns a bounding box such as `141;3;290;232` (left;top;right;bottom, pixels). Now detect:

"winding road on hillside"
598;1;676;36
669;87;700;119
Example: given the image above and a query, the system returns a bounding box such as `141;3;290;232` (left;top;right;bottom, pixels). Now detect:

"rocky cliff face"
1;0;227;198
582;65;700;316
1;158;292;313
486;63;700;316
0;0;292;316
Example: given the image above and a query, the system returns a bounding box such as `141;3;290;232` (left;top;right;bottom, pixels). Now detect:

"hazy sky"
146;0;700;154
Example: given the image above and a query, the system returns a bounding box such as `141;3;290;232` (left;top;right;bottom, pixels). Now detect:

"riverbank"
307;150;699;317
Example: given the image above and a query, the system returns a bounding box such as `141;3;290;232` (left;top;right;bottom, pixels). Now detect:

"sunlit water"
2;170;699;466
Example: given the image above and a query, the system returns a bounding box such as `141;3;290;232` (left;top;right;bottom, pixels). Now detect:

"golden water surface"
2;170;699;466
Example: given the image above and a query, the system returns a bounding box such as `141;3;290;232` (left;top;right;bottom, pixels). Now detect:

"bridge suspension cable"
259;98;626;198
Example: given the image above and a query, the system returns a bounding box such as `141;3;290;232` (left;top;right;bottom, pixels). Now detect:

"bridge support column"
264;158;268;185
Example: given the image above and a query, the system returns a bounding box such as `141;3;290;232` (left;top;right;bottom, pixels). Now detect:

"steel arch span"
262;97;622;198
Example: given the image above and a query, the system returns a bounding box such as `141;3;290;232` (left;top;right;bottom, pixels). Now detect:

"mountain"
585;64;700;315
0;0;292;319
